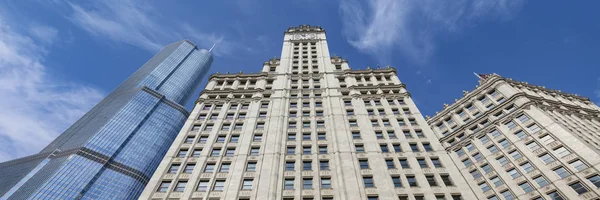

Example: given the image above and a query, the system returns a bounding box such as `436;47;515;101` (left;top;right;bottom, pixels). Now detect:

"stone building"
427;74;600;200
139;25;476;200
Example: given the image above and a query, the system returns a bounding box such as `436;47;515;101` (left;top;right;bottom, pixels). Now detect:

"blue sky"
0;0;599;161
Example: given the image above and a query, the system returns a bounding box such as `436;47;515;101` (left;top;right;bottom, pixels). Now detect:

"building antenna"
209;43;216;52
473;72;482;79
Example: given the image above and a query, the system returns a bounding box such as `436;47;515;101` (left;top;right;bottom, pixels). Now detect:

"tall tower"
428;74;600;199
140;25;476;200
0;40;213;200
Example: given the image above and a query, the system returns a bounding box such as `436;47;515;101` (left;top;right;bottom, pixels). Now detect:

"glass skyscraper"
0;40;213;200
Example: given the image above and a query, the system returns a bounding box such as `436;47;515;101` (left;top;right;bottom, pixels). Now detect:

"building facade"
427;74;600;200
140;25;476;200
0;40;213;200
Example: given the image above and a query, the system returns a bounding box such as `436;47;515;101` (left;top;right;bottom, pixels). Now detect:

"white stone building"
427;74;600;200
139;25;476;200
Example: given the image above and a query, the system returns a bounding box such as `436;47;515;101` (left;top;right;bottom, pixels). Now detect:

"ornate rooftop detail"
263;57;280;66
285;25;325;33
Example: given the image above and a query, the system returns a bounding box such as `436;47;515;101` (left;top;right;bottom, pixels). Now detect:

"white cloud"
66;0;243;56
0;16;104;162
28;24;59;45
339;0;525;64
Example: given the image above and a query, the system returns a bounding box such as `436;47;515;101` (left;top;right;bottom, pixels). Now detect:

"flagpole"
473;72;482;79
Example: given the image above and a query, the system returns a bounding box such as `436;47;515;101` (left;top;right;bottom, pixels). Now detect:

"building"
0;40;213;200
427;74;600;199
140;25;476;200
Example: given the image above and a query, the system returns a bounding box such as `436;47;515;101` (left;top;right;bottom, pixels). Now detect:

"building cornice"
284;24;325;34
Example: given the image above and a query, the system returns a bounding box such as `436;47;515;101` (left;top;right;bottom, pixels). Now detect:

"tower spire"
209;43;216;52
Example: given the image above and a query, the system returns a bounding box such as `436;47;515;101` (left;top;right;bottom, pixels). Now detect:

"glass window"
507;168;521;178
284;179;294;190
321;178;331;188
363;177;374;187
588;175;600;188
479;182;491;192
320;160;329;170
480;136;490;144
528;124;541;133
303;146;311;154
554;147;570;157
488;145;499;153
158;181;170;192
431;158;443;168
539;153;555;164
174;181;187;192
287;147;295;154
386;159;395;169
287;133;296;141
219;163;230;172
380;144;389;152
490;176;503;187
471;170;482;179
303;178;313;189
303;161;312;170
526;142;540;151
319;146;328;154
184;164;195;173
185;136;195;143
570;182;588;194
399;159;410;168
426;175;437;186
410;144;419;152
230;135;239;143
392;177;402;187
352;132;361;139
497;156;509;166
199;136;208;143
355;145;364;152
554;167;570;179
168;164;180;173
417;159;428;168
242;179;253;190
499;139;510;148
540;135;555;145
570;160;588;172
473;153;483;162
441;175;453;186
359;160;369;169
521;162;534;173
547;191;565;200
318;133;326;140
534;176;549;187
393;144;402;152
517;114;530;123
481;164;492;174
246;162;256;172
178;149;188;157
510;150;522;159
286;161;295;171
489;129;501;137
225;148;235;156
250;147;260;156
514;130;527;139
197;180;209;191
407;176;417;187
204;163;215;172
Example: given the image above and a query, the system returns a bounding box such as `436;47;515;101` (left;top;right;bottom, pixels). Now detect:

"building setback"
428;74;600;199
0;40;213;200
140;25;477;200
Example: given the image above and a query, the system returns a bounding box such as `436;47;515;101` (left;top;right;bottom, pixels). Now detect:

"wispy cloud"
0;15;104;162
65;0;244;56
339;0;526;64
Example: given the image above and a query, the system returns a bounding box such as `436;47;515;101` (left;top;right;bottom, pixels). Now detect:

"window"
250;147;260;156
386;159;395;169
488;145;499;153
392;176;402;187
185;136;195;143
547;191;565;200
363;177;374;187
253;134;262;142
371;120;379;127
287;133;296;141
534;176;549;187
407;175;417;187
221;124;230;131
517;114;530;123
219;163;230;172
462;159;472;167
473;153;483;162
168;164;180;173
423;143;433;152
417;159;428;168
570;160;588;172
234;123;243;130
399;159;410;168
367;197;378;200
404;131;413;138
489;129;500;137
242;179;253;190
502;190;515;200
230;135;239;143
387;131;396;139
256;123;264;129
380;144;389;152
554;167;571;179
359;160;369;169
286;161;295;171
287;147;295;154
514;130;527;139
355;145;365;152
204;163;215;172
570;182;588;195
456;149;465;156
319;146;328;154
393;144;402;152
588;175;600;188
347;110;354;116
303;146;311;154
321;178;331;188
178;149;188;157
528;124;541;133
510;150;522;159
507;168;521;178
352;132;361;139
490;176;503;187
497;157;508;167
540;135;555;145
415;130;425;138
554;147;570;157
184;164;195;173
426;175;437;186
441;175;454;186
318;133;326;140
471;170;482;179
479;182;491;192
539;153;554;164
225;148;235;157
409;119;417;125
246;162;256;172
174;181;187;192
526;142;540;151
320;160;329;170
284;179;294;190
521;162;534;173
303;161;312;170
303;178;313;189
410;144;419;152
197;180;209;191
481;164;492;174
349;120;357;127
216;135;226;143
158;181;170;192
499;139;510;148
375;131;384;139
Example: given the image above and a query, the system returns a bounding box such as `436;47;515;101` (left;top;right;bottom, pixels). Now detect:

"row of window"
362;174;454;188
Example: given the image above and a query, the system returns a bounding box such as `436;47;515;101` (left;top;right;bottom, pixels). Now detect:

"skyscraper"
139;25;476;200
427;74;600;199
0;40;213;200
